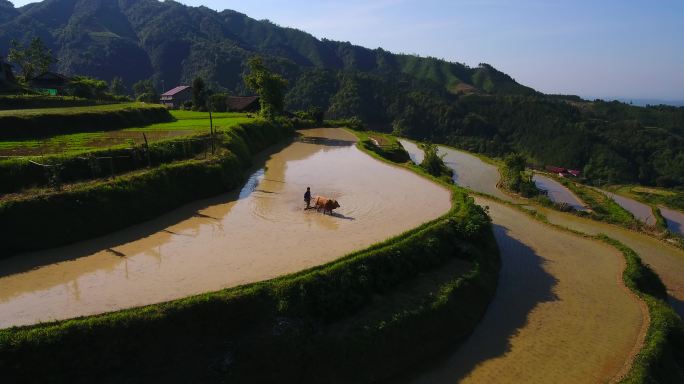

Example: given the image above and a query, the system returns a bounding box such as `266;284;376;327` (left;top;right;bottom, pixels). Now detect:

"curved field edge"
599;237;684;383
0;129;500;383
0;118;305;258
387;132;684;383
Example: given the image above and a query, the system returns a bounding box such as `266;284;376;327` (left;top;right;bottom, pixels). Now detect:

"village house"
546;165;581;178
160;85;191;109
226;95;260;112
28;72;72;95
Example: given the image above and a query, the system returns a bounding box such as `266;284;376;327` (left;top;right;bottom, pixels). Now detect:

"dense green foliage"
0;102;172;139
244;56;288;117
420;143;452;181
0;176;498;384
0;119;295;257
500;153;538;197
599;237;684;384
7;36;55;81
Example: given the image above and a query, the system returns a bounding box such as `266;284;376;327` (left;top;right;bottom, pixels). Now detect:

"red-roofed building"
160;85;191;109
546;166;566;174
567;169;581;177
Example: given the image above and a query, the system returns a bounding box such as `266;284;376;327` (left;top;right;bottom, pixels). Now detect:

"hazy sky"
10;0;684;100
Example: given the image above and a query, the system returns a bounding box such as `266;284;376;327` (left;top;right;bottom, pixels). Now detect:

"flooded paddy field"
599;189;656;226
399;139;646;382
405;196;644;383
537;206;684;317
0;128;451;328
660;207;684;236
533;174;588;211
398;139;510;201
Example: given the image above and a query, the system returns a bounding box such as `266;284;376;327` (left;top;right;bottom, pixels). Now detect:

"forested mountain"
1;0;683;187
0;0;532;95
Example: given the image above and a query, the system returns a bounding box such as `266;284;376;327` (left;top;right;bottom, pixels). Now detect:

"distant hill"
0;0;533;97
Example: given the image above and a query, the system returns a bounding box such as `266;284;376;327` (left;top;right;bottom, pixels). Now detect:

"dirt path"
0;128;451;328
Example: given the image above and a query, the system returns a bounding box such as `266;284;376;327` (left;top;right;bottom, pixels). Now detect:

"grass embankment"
599;237;684;383
355;130;411;163
0;150;499;383
0;111;255;194
0;95;104;110
0;119;297;258
0;103;174;139
612;185;684;212
556;178;640;228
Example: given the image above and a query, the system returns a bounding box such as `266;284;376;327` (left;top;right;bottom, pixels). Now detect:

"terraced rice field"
0;128;451;327
400;141;648;383
0;110;252;156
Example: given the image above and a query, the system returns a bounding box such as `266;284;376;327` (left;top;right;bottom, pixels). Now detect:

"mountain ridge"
0;0;534;97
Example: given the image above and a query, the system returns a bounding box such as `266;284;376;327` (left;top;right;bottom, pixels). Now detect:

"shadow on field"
0;141;291;279
395;224;558;383
669;294;684;319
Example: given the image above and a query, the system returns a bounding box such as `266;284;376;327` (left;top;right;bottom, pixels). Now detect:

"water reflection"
660;207;684;236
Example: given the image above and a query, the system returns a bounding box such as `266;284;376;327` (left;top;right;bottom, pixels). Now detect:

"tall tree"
109;76;125;96
7;37;56;81
244;57;288;118
132;78;158;102
192;77;208;111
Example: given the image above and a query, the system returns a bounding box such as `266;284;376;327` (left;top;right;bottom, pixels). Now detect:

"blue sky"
11;0;684;100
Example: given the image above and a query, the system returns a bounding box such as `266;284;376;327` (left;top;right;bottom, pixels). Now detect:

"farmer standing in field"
304;187;312;209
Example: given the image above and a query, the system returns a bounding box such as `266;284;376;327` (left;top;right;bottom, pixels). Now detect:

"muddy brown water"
660;207;684;236
401;142;645;383
406;197;643;384
599;189;657;226
537;206;684;317
0;128;451;328
533;174;589;211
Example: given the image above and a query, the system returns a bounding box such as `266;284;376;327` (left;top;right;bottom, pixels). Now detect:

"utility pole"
208;101;214;154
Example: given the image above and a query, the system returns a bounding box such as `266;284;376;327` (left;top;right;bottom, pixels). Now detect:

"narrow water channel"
0;128;451;328
599;189;656;226
660;207;684;236
533;174;588;211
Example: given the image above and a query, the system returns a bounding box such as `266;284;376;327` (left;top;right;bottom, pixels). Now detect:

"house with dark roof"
226;96;260;112
160;85;191;109
28;72;71;95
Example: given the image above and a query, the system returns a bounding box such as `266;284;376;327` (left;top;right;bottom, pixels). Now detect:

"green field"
0;102;152;117
0;110;253;156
